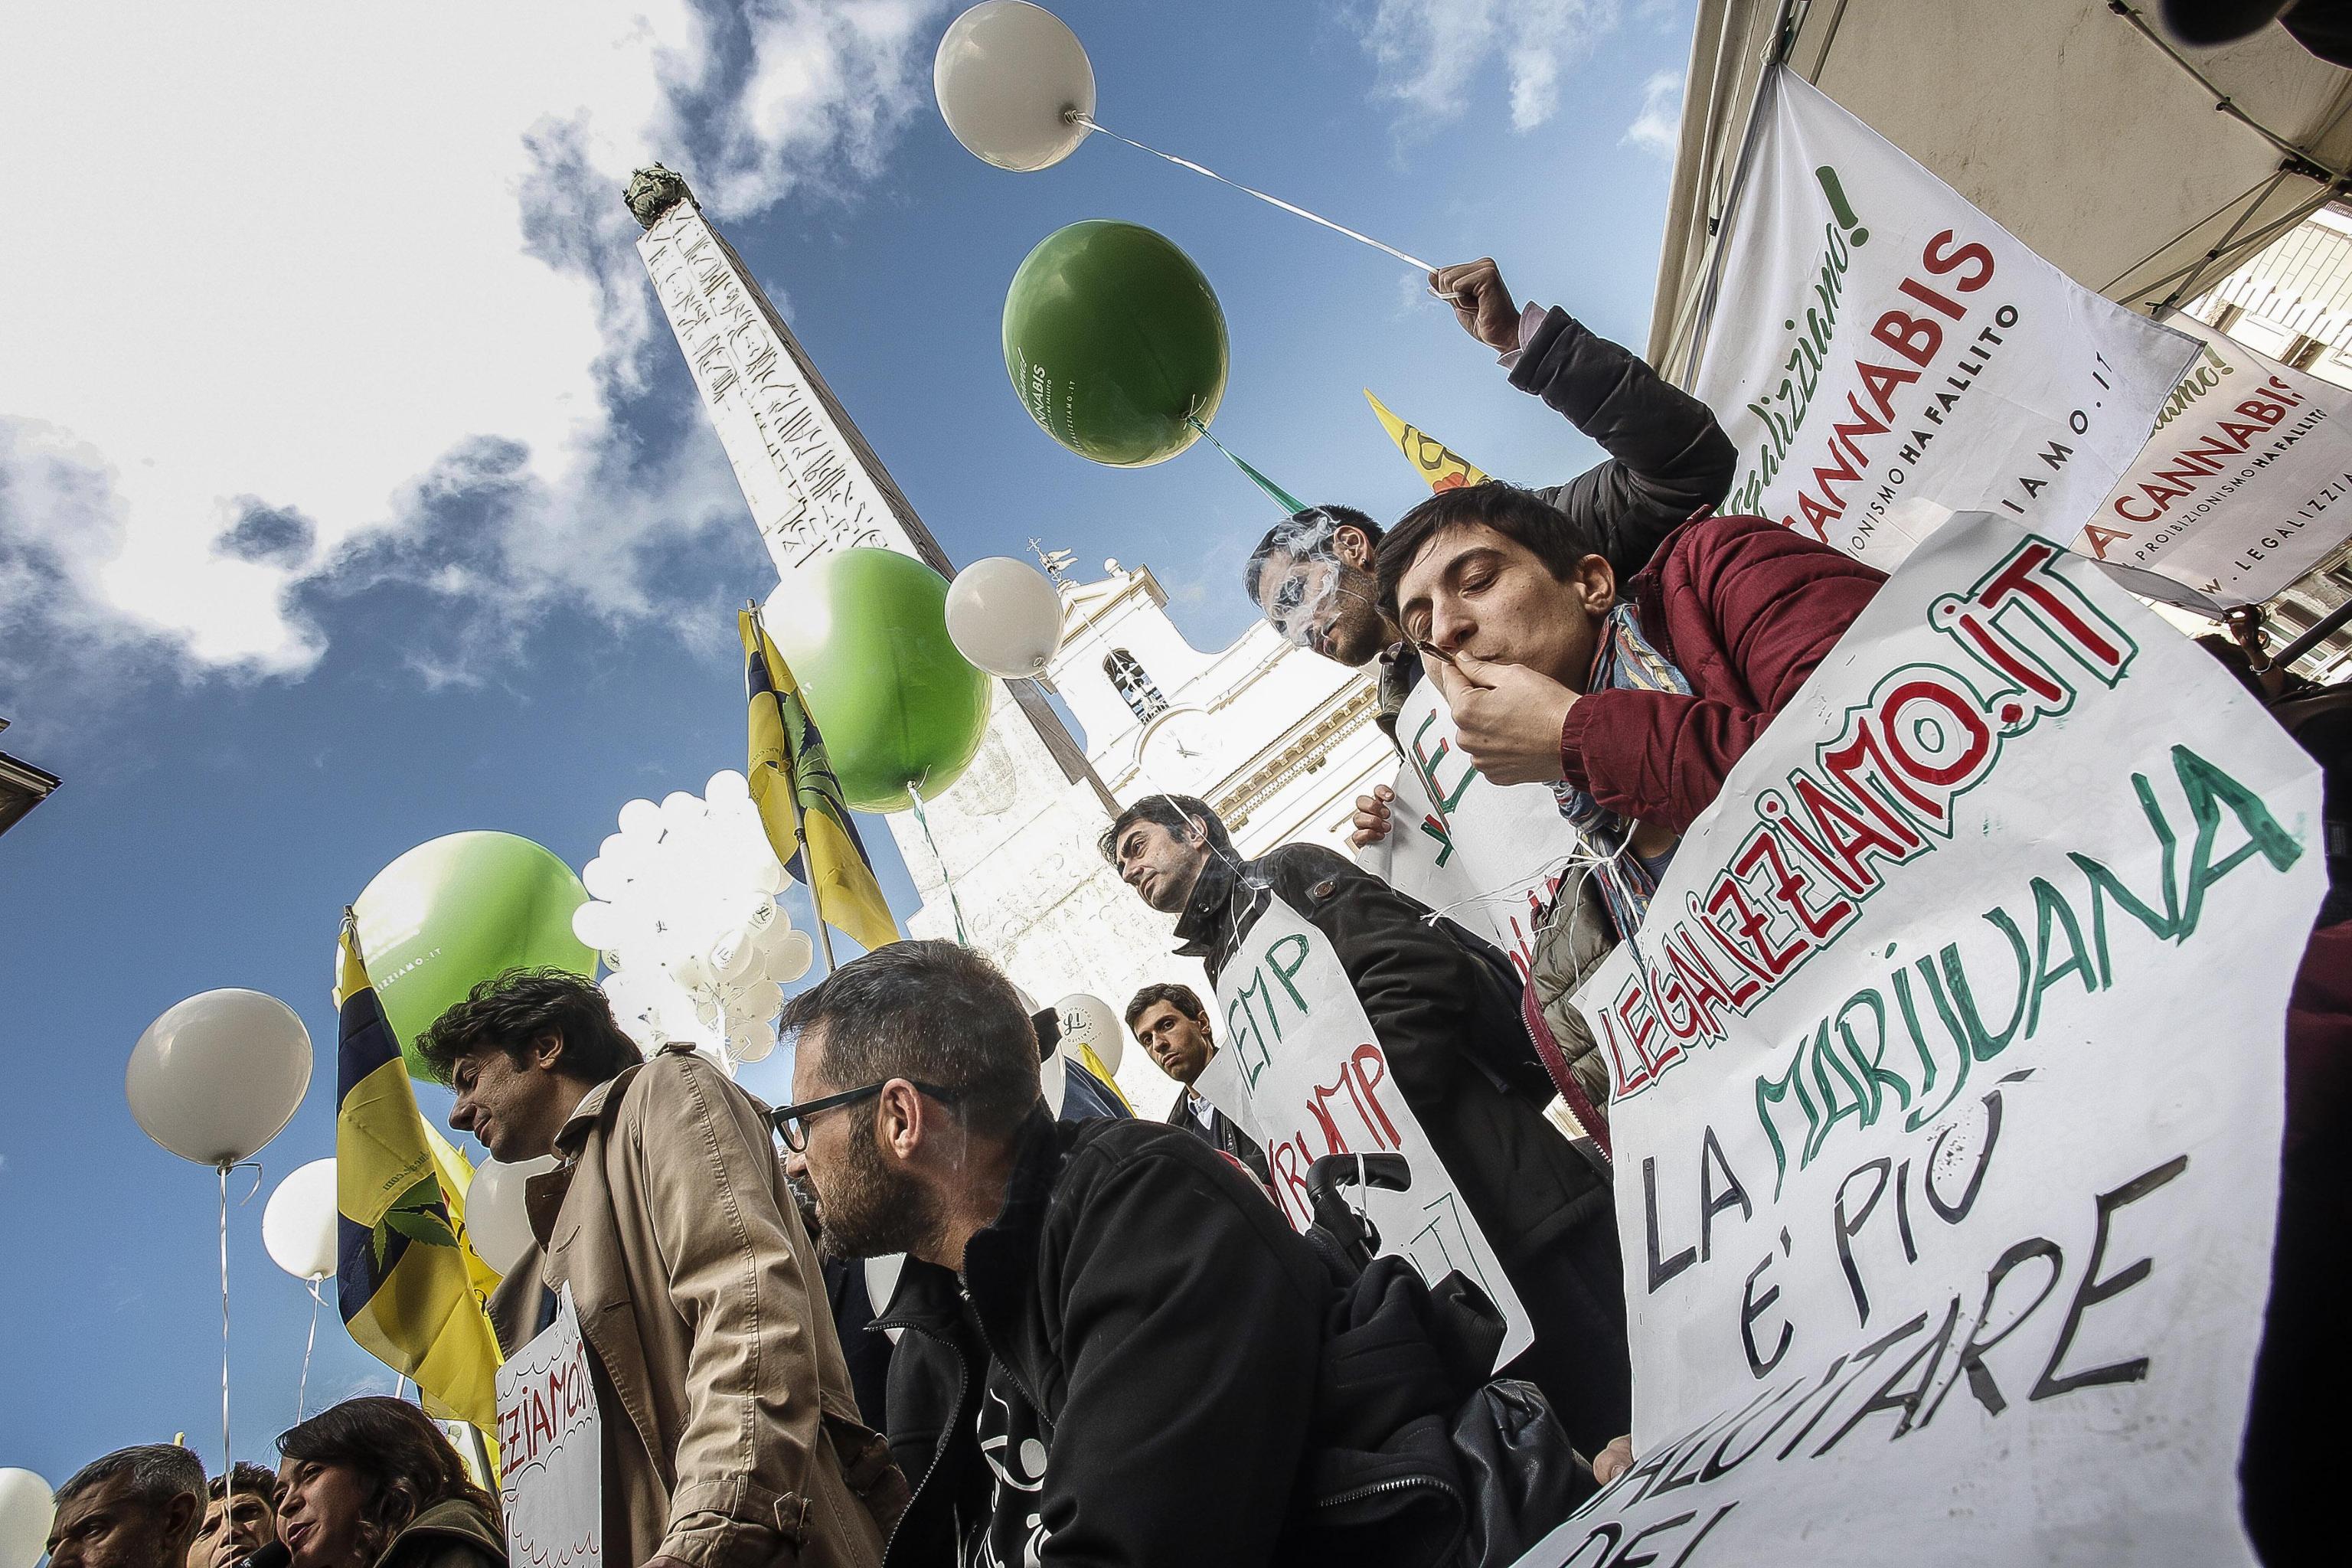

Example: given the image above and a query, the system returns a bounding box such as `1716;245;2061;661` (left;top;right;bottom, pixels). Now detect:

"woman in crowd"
273;1399;502;1568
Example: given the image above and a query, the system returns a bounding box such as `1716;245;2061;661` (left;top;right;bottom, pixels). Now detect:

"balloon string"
906;781;971;946
299;1280;325;1422
1070;113;1438;273
218;1162;233;1478
1184;418;1308;514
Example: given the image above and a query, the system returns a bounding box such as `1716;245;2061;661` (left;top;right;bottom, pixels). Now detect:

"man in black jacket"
1099;794;1631;1454
1245;257;1736;741
776;939;1327;1568
1125;980;1272;1188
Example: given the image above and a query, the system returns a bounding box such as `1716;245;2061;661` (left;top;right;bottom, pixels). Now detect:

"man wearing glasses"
774;940;1326;1568
420;969;909;1568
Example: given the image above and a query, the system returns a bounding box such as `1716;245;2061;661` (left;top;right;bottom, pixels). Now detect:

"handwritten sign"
1363;679;1588;981
1514;511;2321;1566
1199;894;1534;1366
496;1285;602;1568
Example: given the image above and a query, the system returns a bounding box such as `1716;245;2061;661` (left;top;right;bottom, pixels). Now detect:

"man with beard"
185;1465;279;1568
421;969;906;1568
47;1446;206;1568
1244;257;1735;749
776;940;1325;1568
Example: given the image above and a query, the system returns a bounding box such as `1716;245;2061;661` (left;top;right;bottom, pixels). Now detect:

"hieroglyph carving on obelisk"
631;165;936;580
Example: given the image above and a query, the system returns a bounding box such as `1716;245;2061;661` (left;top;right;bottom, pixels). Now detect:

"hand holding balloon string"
938;2;1452;286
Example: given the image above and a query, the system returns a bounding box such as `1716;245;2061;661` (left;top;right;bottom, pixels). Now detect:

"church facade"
629;168;1393;1110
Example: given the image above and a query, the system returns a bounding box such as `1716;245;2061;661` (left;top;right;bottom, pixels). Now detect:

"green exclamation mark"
1815;165;1868;246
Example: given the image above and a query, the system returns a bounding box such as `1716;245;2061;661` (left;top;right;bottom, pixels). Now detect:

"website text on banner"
1362;684;1586;980
1691;68;2194;568
1518;511;2321;1567
1197;894;1535;1367
2076;315;2352;613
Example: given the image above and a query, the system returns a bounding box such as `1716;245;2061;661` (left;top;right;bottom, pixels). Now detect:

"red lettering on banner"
1710;863;1808;978
1922;230;1996;289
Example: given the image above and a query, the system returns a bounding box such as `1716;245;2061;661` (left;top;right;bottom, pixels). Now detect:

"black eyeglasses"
769;1080;959;1152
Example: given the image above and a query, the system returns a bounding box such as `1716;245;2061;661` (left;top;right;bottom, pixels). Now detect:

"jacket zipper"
959;1285;1057;1445
877;1318;969;1568
1315;1474;1459;1509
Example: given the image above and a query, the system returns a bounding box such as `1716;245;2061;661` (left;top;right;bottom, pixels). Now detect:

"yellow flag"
741;609;900;955
334;920;504;1429
1364;389;1491;492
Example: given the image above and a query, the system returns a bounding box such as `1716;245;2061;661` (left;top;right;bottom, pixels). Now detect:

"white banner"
1694;69;2196;568
1199;894;1534;1366
497;1285;603;1568
2075;317;2352;612
1361;680;1587;978
1510;512;2321;1565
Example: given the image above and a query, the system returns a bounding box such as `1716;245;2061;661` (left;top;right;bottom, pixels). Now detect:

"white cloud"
1352;0;1619;132
1623;68;1682;156
0;0;942;682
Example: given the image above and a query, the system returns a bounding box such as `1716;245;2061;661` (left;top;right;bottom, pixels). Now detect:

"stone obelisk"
627;166;1192;1046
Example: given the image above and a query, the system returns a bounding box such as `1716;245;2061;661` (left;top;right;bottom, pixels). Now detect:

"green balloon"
768;548;992;812
352;831;594;1079
1002;219;1229;467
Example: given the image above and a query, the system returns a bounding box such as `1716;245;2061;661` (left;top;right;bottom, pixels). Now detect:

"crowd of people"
51;256;2344;1568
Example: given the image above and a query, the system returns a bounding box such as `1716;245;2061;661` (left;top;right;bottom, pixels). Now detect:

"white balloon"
466;1155;555;1276
763;930;815;985
1041;1046;1069;1116
571;899;623;949
946;556;1065;677
126;989;312;1166
710;929;760;985
730;1026;776;1064
262;1158;339;1282
733;978;784;1024
1053;992;1122;1078
616;798;661;838
666;951;716;992
864;1253;906;1317
934;1;1096;172
704;769;752;805
0;1469;53;1568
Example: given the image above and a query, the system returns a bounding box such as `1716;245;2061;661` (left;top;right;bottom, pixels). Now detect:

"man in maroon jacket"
1375;482;1883;870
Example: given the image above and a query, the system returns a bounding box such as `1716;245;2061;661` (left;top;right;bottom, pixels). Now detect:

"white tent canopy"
1651;0;2352;381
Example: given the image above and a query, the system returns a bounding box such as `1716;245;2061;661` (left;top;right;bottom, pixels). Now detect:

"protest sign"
2075;316;2352;612
1361;679;1588;979
1514;511;2320;1566
1693;68;2195;569
1198;893;1534;1365
496;1285;603;1568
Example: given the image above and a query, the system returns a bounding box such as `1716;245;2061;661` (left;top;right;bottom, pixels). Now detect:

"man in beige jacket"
420;969;905;1568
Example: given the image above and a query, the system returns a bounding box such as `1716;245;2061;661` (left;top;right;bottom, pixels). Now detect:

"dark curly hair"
276;1397;497;1548
209;1462;281;1506
1096;793;1233;868
1374;480;1606;622
414;967;642;1087
1124;982;1206;1033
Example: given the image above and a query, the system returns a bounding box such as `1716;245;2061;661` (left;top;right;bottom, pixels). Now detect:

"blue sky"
0;0;1695;1481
